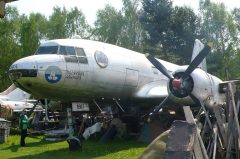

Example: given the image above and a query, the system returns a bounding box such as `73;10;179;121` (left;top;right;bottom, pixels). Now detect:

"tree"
20;14;40;56
94;4;124;44
200;0;238;79
66;7;91;38
119;0;144;51
140;0;200;64
0;6;22;91
30;13;48;40
93;0;145;52
47;7;68;39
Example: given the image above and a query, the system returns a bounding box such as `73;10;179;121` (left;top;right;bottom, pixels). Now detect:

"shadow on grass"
7;138;147;159
2;136;64;152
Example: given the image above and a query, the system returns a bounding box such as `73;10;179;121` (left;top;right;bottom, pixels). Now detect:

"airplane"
7;38;225;108
0;84;42;120
7;38;227;148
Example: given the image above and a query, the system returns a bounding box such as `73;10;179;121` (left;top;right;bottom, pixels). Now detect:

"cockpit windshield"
35;46;58;55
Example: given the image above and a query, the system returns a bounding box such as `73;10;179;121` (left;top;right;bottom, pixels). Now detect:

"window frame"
35;46;59;55
75;47;88;64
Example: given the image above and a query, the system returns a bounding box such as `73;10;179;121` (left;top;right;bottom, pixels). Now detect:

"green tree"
140;0;200;64
94;4;124;44
0;6;22;91
30;13;48;40
47;7;67;39
200;0;238;79
118;0;144;51
20;14;40;56
66;7;91;38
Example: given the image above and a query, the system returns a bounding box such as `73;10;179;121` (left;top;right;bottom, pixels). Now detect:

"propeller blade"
145;54;174;80
150;95;170;115
182;44;212;79
189;93;200;105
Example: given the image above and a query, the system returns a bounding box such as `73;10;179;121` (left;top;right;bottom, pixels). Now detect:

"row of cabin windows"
35;46;88;64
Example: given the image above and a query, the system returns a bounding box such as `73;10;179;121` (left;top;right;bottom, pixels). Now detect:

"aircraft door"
124;68;139;87
60;46;81;89
75;47;91;85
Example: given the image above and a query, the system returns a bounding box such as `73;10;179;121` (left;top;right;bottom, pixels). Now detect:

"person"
19;111;29;146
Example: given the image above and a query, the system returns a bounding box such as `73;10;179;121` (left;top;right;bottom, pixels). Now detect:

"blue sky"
7;0;240;25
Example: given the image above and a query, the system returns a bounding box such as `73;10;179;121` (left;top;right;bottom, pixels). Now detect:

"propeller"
146;43;212;115
182;44;211;80
145;53;174;80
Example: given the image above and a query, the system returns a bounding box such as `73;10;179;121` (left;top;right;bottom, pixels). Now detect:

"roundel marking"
45;66;62;83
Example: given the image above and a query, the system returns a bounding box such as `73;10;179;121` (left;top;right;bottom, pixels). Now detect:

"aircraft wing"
135;80;169;98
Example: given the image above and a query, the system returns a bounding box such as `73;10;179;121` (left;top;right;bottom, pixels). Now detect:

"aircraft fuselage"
8;39;226;108
9;39;176;102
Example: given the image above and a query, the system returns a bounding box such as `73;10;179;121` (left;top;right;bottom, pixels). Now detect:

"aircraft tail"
0;84;31;101
0;84;16;95
191;39;207;72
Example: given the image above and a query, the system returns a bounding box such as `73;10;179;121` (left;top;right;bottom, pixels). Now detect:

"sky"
7;0;240;25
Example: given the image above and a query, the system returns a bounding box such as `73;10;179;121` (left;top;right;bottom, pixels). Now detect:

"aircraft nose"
8;57;38;82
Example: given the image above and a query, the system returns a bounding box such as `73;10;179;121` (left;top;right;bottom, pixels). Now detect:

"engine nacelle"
168;66;226;108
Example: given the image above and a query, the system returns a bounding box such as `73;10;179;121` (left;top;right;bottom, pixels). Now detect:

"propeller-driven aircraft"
7;37;228;148
8;38;225;111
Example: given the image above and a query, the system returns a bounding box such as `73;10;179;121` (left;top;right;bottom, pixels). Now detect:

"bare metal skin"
8;39;225;108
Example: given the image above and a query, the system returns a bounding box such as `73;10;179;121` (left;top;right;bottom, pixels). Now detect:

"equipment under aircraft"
8;38;227;149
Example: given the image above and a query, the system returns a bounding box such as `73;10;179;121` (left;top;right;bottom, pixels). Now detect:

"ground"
0;135;147;159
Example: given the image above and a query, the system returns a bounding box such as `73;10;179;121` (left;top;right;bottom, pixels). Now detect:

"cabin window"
75;47;88;64
94;51;108;68
36;46;58;55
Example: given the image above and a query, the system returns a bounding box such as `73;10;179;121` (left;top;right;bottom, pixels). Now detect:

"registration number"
72;102;90;111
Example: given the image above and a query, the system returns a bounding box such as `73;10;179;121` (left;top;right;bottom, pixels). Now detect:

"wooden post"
0;1;5;18
183;106;208;159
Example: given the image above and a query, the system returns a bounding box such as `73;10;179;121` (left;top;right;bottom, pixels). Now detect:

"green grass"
0;135;147;159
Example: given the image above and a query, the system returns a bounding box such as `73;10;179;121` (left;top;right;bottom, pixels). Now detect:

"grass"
0;135;147;159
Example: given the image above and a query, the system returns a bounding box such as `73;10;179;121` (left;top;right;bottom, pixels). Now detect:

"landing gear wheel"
67;136;81;151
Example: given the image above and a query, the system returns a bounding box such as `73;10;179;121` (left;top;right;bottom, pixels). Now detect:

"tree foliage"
0;7;22;90
140;0;200;64
94;4;124;44
200;0;239;79
66;7;91;38
94;0;144;51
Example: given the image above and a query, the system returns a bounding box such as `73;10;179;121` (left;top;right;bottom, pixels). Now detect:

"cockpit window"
66;47;75;56
59;46;76;56
60;45;88;64
76;48;86;56
59;46;67;55
36;46;58;55
75;47;88;64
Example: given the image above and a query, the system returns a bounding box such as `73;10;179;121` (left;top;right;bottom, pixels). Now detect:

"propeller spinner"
146;43;212;114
